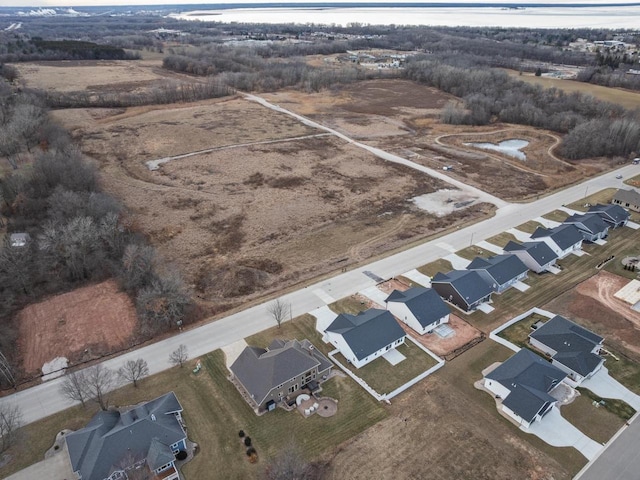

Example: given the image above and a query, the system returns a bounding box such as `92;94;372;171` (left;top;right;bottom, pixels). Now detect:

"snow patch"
41;357;68;382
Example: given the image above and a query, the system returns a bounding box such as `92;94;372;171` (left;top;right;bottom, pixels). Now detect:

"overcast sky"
3;0;630;8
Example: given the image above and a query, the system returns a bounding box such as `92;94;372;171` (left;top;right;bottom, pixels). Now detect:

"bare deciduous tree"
169;345;188;368
262;443;315;480
136;270;191;337
117;358;149;388
120;244;156;293
84;364;116;411
0;349;16;389
0;403;22;453
267;298;291;329
60;370;89;407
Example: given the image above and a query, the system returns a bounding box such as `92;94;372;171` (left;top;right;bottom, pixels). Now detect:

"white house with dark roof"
324;309;406;368
484;349;567;428
431;270;493;312
530;224;583;259
385;287;450;335
563;213;610;243
612;188;640;213
65;392;187;480
229;339;332;412
504;241;559;274
588;203;630;228
467;254;529;293
529;315;604;387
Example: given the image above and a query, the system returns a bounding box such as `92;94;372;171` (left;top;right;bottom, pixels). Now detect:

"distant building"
9;232;30;247
612;188;640;213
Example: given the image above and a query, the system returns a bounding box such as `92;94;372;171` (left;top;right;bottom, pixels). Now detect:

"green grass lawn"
566;188;617;212
496;312;550;348
333;341;438;395
516;220;544;234
561;391;628;444
486;231;518;248
417;258;453;277
455;245;495;261
0;346;387;480
542;210;570;222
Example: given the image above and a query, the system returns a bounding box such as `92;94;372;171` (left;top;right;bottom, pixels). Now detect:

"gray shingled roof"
467;254;528;285
432;270;493;305
613;188;640;205
563;213;609;235
504;241;558;267
66;392;185;480
326;309;405;361
588;203;630;224
385;287;450;328
147;437;175;470
230;339;329;405
530;224;583;250
529;315;603;377
486;349;566;423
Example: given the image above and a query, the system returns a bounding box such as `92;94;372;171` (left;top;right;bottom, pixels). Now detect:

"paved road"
2;161;636;426
575;416;640;480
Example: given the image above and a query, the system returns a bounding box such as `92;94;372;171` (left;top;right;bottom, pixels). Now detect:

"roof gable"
504;241;558;266
385;287;450;328
613;188;640;205
564;213;609;235
531;224;583;250
432;270;493;304
66;392;185;480
588;203;630;223
468;254;528;285
326;309;405;361
230;339;325;404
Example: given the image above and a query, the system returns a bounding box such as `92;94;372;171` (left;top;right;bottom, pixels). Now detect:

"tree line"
0;88;192;388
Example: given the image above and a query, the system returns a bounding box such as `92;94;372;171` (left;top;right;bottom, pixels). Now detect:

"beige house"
612;188;640;213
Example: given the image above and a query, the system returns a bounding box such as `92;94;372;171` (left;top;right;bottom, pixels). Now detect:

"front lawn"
486;231;518;248
566;188;617;212
455;245;495;261
516;220;544;234
497;312;551;349
561;391;629;444
542;210;569;222
417;258;454;277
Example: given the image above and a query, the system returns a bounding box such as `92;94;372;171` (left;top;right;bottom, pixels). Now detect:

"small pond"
465;139;529;161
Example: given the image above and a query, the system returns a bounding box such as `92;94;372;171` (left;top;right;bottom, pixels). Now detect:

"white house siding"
510;251;546;274
485;379;510;399
529;337;557;357
325;331;405;369
496;271;528;293
501;404;531;428
539;238;582;259
387;302;448;335
550;360;584;387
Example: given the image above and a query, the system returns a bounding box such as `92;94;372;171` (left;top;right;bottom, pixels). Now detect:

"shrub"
238;430;245;438
244;436;252;447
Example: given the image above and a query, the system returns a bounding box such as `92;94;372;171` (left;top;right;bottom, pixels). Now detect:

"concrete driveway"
524;407;602;460
310;306;338;335
443;253;471;270
6;449;74;480
402;269;431;287
581;367;640;410
506;228;531;242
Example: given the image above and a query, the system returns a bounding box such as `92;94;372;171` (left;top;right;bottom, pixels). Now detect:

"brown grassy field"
505;70;640;110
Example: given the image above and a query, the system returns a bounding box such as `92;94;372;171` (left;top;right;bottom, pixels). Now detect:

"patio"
295;393;338;418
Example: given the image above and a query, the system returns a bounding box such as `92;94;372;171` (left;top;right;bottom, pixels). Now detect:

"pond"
465;139;529;161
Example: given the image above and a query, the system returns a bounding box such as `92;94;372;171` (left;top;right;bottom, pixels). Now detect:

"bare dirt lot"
17;280;137;375
263;79;613;201
544;271;640;357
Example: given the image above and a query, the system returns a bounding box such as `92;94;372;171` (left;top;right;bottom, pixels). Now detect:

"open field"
12;59;197;94
17;280;137;376
505;70;640;110
263;80;613;201
53;93;499;312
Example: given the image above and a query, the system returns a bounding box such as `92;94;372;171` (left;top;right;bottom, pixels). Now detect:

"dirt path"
586;272;640;329
348;214;408;261
243;93;509;209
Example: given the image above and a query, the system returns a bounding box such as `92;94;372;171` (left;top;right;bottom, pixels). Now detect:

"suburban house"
431;270;493;312
324;308;406;369
467;254;529;293
503;241;559;274
612;188;640;212
229;339;332;412
484;349;567;428
530;224;584;258
385;286;451;335
529;315;604;386
66;392;187;480
563;213;610;243
588;203;630;228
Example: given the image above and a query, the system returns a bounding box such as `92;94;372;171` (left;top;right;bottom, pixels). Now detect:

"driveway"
581;367;640;410
524;407;602;460
443;253;471;270
310;306;338;335
506;228;532;242
359;286;389;307
476;240;504;255
402;269;432;287
6;449;75;480
535;216;561;228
